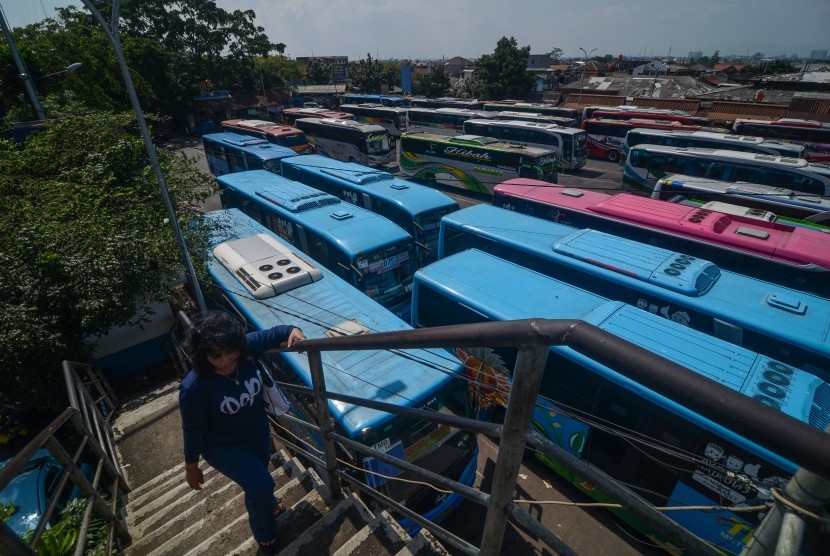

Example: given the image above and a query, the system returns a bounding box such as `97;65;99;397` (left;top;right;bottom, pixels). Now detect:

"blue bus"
216;170;416;320
439;204;830;380
202;208;478;531
280;155;459;266
411;248;830;554
202;132;298;176
343;93;408;107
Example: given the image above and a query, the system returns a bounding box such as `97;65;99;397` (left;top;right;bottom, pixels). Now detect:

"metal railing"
0;363;132;556
257;318;830;556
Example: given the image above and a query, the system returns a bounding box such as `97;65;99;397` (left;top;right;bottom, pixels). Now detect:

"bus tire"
606;150;620;163
425;173;437;186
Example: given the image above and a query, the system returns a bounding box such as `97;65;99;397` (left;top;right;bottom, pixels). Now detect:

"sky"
2;0;829;61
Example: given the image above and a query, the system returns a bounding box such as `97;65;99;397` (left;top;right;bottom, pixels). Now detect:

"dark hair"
185;311;249;376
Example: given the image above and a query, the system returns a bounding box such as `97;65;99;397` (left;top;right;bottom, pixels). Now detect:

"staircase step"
332;510;410;556
188;486;332;556
277;492;375;555
127;462;305;555
395;528;451;556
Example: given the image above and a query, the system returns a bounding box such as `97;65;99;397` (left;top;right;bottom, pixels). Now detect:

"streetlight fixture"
42;62;83;79
578;47;597;100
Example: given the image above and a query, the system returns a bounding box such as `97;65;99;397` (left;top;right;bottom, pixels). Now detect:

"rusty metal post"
479;343;551;556
306;348;343;499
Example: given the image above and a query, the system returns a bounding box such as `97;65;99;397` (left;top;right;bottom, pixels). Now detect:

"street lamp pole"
578;47;597;101
0;7;46;120
81;0;207;312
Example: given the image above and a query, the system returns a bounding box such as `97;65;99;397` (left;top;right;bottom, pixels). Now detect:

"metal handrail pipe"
336;472;479;556
0;407;75;491
281;318;565;352
331;433;488;506
286;319;830;478
506;501;578;556
67;411;130;491
317;390;504;438
525;430;723;556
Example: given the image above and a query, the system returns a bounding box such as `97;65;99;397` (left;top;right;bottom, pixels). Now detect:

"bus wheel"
606;150;620;163
425;173;437;186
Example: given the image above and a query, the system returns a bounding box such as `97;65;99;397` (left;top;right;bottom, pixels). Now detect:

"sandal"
257;539;279;555
273;501;287;517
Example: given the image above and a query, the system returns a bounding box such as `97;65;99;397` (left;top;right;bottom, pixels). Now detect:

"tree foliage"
305;58;333;85
468;36;534;101
0;2;299;126
414;65;451;98
0;110;214;410
348;53;384;93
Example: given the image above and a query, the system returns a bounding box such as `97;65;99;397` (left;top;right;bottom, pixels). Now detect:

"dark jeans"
203;428;277;543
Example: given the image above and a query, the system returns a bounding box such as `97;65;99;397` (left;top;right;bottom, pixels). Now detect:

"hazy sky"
2;0;828;60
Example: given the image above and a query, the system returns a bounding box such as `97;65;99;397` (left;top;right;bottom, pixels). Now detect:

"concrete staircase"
114;383;450;555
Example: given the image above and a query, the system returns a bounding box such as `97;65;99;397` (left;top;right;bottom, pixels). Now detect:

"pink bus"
491;178;830;296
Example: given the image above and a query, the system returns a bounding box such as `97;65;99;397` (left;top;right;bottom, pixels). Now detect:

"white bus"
293;118;396;169
463;119;588;171
623;144;830;197
622;128;806;161
406;107;497;136
338;103;408;139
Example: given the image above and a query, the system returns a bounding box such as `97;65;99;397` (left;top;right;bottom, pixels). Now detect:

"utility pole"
81;0;206;312
0;5;47;120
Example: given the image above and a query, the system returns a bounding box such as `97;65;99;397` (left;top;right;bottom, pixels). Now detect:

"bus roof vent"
390;182;409;190
765;292;808;316
213;234;323;298
330;211;354;220
320;168;393;185
553;229;720;296
257;188;340;212
325;319;371;337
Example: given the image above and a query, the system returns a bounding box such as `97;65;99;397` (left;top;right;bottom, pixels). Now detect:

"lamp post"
578;47;596;100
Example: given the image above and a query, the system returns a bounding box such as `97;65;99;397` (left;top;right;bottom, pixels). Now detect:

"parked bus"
220;119;315;154
399;132;559;195
405;107;497;136
732;118;830;163
481;101;579;126
342;93;408;107
623;144;830;196
339;104;408;138
411;247;830;554
652;174;830;226
438;204;830;378
294;118;396;169
202;133;298;176
491;179;830;296
216;170;416;319
463;119;588;171
279;155;459;266
582;118;706;162
281;107;354;125
409;97;484;110
587;107;711;127
623;128;806;162
202;208;478;532
492;110;578;128
580;105;701;123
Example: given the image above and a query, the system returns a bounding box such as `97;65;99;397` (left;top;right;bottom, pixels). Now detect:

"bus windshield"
366;132;392;154
357;242;415;309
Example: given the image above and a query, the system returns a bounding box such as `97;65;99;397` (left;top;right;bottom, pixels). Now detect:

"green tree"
548;47;563;62
348;53;383;93
380;61;402;90
414;65;451;97
305;58;333;85
468;36;534;100
0;109;214;411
